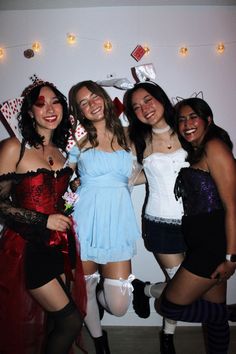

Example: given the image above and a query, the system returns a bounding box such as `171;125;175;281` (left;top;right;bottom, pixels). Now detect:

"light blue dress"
68;146;140;264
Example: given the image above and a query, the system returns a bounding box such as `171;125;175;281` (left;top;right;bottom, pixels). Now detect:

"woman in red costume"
0;79;86;354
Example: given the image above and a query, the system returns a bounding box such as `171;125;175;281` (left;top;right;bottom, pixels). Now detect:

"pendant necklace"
47;155;57;177
152;125;172;150
48;156;54;166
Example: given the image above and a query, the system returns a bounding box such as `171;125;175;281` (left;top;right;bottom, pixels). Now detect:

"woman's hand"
70;178;80;192
47;214;72;232
211;261;236;282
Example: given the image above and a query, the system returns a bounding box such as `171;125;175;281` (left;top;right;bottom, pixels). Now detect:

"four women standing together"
0;77;235;354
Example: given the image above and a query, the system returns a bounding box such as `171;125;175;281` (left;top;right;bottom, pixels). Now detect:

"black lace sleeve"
0;173;50;242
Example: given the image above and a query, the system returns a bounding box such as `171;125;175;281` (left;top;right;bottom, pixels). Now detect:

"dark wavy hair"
175;97;233;164
18;82;70;150
68;80;129;151
123;81;176;164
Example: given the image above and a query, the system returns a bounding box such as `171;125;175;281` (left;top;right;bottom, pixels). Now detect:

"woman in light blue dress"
68;81;140;354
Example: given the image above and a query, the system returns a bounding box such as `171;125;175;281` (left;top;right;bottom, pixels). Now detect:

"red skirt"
0;227;86;354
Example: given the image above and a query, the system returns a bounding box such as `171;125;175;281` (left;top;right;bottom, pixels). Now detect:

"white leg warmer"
84;272;102;338
163;264;181;334
144;282;167;298
97;274;135;317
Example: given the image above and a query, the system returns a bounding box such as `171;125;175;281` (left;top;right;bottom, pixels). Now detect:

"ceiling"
0;0;236;11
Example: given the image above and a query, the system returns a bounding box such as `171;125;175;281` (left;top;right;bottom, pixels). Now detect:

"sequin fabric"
174;167;223;216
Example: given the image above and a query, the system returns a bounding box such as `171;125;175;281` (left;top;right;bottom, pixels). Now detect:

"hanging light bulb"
103;41;112;52
216;42;225;54
144;45;150;55
67;33;77;45
32;41;41;53
179;46;189;56
0;48;4;59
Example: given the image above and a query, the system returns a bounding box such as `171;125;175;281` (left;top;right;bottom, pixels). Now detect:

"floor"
75;325;236;354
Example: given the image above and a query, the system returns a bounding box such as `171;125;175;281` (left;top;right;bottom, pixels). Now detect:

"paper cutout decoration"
131;45;146;62
132;63;156;83
0;97;24;140
24;49;34;59
113;97;125;117
66;115;87;152
97;78;133;90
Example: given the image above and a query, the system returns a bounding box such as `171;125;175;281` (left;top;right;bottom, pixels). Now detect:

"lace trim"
144;214;182;225
0;166;73;182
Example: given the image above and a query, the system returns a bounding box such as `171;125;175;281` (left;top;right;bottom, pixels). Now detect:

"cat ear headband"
171;91;204;105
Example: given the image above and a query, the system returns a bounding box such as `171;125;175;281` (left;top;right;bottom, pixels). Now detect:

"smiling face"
76;86;105;123
131;88;166;127
178;105;211;146
30;86;63;135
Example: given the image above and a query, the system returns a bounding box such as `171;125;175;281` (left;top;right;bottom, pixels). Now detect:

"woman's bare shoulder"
0;137;21;153
0;137;22;173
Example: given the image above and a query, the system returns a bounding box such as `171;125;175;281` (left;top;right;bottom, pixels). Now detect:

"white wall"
0;5;236;326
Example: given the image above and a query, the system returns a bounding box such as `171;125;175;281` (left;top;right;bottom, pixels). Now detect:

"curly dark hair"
68;80;129;151
123;81;176;164
175;97;233;164
18;82;70;150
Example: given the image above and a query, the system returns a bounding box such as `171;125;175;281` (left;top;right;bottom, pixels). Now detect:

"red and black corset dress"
0;167;86;354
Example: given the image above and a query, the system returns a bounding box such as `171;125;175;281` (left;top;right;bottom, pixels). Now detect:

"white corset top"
143;148;189;221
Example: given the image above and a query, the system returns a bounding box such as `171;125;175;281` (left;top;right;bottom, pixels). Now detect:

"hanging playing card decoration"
66;115;87;152
131;45;146;62
0;97;24;140
113;97;125;117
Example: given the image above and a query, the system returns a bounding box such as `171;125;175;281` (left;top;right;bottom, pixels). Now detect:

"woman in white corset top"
124;81;189;354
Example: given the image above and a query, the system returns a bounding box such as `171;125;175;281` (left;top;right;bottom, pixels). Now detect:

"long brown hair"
68;80;129;151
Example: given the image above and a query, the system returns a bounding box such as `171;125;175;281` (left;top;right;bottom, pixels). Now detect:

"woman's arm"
206;139;236;279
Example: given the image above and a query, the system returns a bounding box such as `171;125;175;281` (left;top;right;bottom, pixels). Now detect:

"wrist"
226;254;236;262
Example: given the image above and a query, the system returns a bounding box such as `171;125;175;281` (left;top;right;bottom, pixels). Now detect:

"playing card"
131;45;146;62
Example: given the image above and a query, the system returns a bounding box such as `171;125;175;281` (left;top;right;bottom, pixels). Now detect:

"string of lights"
0;33;235;60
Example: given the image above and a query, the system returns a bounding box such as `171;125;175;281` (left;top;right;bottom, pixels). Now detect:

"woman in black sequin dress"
157;97;236;353
0;80;86;354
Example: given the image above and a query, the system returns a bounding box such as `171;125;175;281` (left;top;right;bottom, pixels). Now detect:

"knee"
109;299;129;317
48;301;82;334
103;274;135;317
155;294;184;321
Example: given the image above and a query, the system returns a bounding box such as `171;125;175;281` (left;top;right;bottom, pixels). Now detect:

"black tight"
44;277;82;354
45;301;82;354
